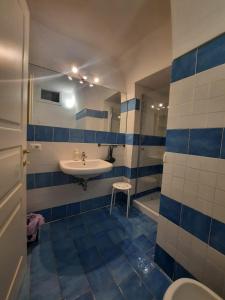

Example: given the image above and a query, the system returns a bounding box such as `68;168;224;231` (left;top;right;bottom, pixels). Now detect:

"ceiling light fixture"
151;105;155;109
89;83;94;87
159;103;163;107
79;80;84;84
68;76;73;80
83;75;87;80
94;77;99;83
72;66;78;73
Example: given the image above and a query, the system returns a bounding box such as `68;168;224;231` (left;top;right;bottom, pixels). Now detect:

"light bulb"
68;76;72;80
151;105;155;109
72;66;78;73
94;77;99;83
83;75;87;80
159;103;163;107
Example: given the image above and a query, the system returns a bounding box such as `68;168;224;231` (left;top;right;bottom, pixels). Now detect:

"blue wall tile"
68;202;80;216
209;219;225;256
138;165;163;177
27;124;35;141
125;134;140;145
141;135;165;146
36;209;52;223
53;127;69;142
181;205;211;243
120;98;140;112
121;102;128;113
173;262;195;280
69;129;84;143
117;133;125;144
84;130;96;143
197;33;225;73
52;205;68;221
96;131;107;144
27;174;35;189
52;172;70;186
76;108;87;120
35;125;53;142
159;194;181;225
35;172;52;188
171;49;197;82
166;129;189;153
220;129;225;159
155;244;175;278
106;132;117;144
189;128;222;158
80;195;111;212
88;109;108;119
127;98;140;111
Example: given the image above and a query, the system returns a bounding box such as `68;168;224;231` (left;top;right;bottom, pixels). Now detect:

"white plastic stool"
110;182;132;218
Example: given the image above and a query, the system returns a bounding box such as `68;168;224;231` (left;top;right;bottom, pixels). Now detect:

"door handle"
23;149;30;154
23;160;30;167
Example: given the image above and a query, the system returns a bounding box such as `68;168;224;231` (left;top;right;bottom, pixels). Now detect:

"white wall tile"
27;142;125;173
27;176;123;212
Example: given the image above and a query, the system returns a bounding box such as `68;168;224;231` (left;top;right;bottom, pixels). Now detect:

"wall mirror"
28;64;126;133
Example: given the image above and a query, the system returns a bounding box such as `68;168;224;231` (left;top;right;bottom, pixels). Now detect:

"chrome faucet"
81;151;87;165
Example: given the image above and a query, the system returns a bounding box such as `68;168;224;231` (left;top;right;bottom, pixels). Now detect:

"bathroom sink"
59;159;113;179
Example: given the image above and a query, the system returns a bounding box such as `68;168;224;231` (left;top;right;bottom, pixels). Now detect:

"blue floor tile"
58;264;90;300
94;285;124;300
108;227;128;244
107;254;135;284
87;265;114;293
142;267;171;300
79;247;103;272
119;274;153;300
29;205;171;300
133;234;154;253
70;224;88;239
75;291;94;300
74;234;96;252
94;232;115;252
30;275;62;300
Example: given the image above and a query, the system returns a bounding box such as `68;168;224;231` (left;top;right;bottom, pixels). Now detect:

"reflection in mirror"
28;64;124;133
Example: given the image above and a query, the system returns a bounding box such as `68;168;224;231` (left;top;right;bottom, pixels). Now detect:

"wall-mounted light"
72;66;78;73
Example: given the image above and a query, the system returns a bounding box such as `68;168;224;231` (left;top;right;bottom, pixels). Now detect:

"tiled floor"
28;205;171;300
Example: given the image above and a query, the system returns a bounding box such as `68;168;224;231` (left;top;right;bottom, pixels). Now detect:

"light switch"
29;143;42;150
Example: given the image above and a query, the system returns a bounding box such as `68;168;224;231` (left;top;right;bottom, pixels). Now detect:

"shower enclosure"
134;93;168;219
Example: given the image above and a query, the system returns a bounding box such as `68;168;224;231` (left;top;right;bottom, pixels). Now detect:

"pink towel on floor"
27;213;45;243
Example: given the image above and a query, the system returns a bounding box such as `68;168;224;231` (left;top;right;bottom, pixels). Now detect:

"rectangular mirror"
28;64;125;133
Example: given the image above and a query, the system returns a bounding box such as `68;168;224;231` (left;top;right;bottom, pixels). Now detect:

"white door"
0;0;29;299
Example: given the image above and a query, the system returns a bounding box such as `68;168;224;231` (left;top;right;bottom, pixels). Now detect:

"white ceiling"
27;0;170;60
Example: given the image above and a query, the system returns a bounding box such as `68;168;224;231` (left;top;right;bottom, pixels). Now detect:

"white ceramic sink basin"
163;278;223;300
59;159;113;179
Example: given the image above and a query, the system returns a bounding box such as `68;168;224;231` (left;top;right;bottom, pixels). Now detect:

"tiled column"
155;33;225;298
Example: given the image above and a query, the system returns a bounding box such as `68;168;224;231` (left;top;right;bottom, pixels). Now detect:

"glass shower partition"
135;94;168;215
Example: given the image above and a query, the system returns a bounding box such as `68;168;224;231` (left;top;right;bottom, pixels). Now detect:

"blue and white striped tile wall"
75;108;108;120
156;33;225;298
27;104;164;219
